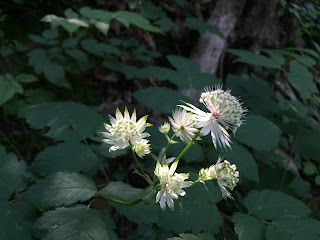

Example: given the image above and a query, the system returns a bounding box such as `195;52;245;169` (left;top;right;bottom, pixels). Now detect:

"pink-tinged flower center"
208;105;221;119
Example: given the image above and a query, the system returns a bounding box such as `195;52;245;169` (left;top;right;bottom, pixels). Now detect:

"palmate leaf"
266;217;320;240
0;201;36;240
25;101;104;141
233;212;265;240
24;172;96;208
244;190;311;220
235;115;281;151
31;141;100;175
0;146;31;201
33;205;116;240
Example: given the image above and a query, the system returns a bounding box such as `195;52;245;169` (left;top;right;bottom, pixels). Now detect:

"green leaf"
0;201;36;240
24;172;96;208
266;217;320;240
44;61;70;88
222;141;259;183
34;205;115;240
25;101;103;141
235;115;281;151
15;73;38;83
28;48;47;74
244;190;311;219
227;49;282;69
80;7;113;22
81;39;121;56
0;74;23;105
65;48;89;65
62;37;79;48
295;128;320;161
31;141;100;175
0;146;31;200
315;175;320;186
114;11;163;33
286;60;318;99
133;87;192;114
184;17;224;38
233;213;265;240
42;28;59;40
168;233;216;240
41;15;88;34
98;182;144;202
303;161;318;175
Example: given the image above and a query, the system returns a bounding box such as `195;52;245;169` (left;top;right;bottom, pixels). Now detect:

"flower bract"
179;85;247;149
102;108;151;152
133;139;151;158
154;161;192;210
168;108;198;144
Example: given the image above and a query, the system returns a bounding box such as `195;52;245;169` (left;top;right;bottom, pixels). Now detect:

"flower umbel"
168;108;198;144
102;108;151;152
179;85;247;149
133;139;151;158
154;161;192;210
215;158;239;200
159;122;171;134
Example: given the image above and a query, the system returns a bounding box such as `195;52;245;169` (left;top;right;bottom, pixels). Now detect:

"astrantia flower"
133;139;151;158
159;122;170;134
215;158;239;200
168;108;198;144
179;85;247;149
102;108;151;152
154;161;192;210
198;164;217;182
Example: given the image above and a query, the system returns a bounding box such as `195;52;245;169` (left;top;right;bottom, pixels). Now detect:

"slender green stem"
174;131;200;163
129;141;153;185
159;131;179;164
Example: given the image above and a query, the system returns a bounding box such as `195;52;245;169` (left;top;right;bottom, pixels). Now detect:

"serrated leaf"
0;74;23;105
16;73;38;83
235;115;281;151
32;141;99;175
295;128;320;161
25;101;103;141
244;190;311;220
0;201;36;240
24;172;96;208
133;87;192;114
98;182;145;202
184;17;224;38
227;49;282;69
168;233;215;240
33;205;114;240
0;146;31;200
266;217;320;240
286;60;318;99
233;213;265;240
114;11;163;33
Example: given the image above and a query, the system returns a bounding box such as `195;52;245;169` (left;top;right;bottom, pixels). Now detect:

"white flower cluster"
101;108;151;156
198;158;239;200
178;85;247;149
154;161;192;210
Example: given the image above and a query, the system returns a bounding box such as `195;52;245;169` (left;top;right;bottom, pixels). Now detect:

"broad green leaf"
266;217;320;240
42;28;59;40
81;39;121;56
0;146;31;200
184;17;224;38
244;190;311;219
133;87;192;114
62;37;79;48
98;182;145;202
32;141;99;175
286;60;318;99
0;201;36;240
28;34;46;44
25;101;103;141
28;48;47;74
235;115;281;151
0;74;23;105
65;48;89;65
233;213;265;240
168;233;215;240
15;73;38;83
227;49;282;69
277;50;316;67
24;172;96;208
295;128;320;161
80;7;113;22
44;61;70;88
114;11;163;33
42;15;88;34
34;205;115;240
222;141;259;183
155;16;178;32
167;55;200;75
